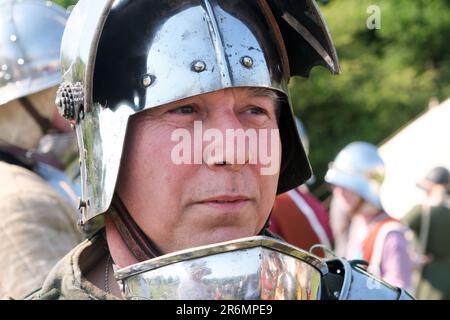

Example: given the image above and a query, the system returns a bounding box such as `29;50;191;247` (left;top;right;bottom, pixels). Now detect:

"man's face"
116;88;281;254
331;186;362;214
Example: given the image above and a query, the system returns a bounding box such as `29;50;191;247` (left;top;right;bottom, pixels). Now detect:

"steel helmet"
295;116;309;156
55;0;340;224
325;142;385;209
0;0;67;106
417;166;450;192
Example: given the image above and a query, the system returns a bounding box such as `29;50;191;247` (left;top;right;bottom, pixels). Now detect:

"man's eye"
246;106;268;115
169;105;196;114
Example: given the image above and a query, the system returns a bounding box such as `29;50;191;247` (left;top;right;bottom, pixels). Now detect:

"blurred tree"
290;0;450;196
53;0;77;8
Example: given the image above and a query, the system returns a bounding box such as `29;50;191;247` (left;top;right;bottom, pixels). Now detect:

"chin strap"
109;194;161;261
18;97;56;135
0;144;64;170
258;208;283;240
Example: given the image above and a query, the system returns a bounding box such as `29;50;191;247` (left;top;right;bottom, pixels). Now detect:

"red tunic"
270;188;333;257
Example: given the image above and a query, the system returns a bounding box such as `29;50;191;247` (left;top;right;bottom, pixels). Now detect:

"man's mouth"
194;195;251;211
209;200;241;204
198;195;250;203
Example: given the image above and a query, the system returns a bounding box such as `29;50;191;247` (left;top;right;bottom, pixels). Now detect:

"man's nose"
203;111;251;172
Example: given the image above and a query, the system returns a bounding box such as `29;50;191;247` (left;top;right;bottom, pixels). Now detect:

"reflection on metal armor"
115;236;415;300
115;236;327;300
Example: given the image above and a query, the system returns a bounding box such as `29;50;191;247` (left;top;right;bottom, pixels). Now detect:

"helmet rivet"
241;56;253;68
192;60;206;73
10;34;17;42
141;74;153;88
77;198;87;210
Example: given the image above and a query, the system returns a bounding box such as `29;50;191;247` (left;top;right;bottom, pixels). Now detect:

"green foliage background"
54;0;450;194
291;0;450;195
54;0;77;8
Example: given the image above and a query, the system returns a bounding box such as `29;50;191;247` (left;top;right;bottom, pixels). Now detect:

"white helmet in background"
325;142;385;209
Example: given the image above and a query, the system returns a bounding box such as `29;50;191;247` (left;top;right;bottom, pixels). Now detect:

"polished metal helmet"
294;116;317;185
325;142;385;208
417;166;450;192
0;0;67;106
56;0;340;224
295;116;309;156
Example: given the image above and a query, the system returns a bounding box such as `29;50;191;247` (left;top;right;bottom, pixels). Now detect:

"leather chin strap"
0;144;64;170
0;97;63;170
110;194;161;262
258;209;282;239
18;97;55;135
260;226;282;240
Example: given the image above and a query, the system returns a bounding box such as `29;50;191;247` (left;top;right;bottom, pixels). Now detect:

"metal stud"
10;34;17;42
141;74;153;88
17;58;24;65
241;56;253;69
192;60;207;73
55;82;84;122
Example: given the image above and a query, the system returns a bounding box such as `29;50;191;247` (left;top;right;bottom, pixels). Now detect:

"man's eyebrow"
247;88;282;119
247;87;280;99
138;99;187;117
